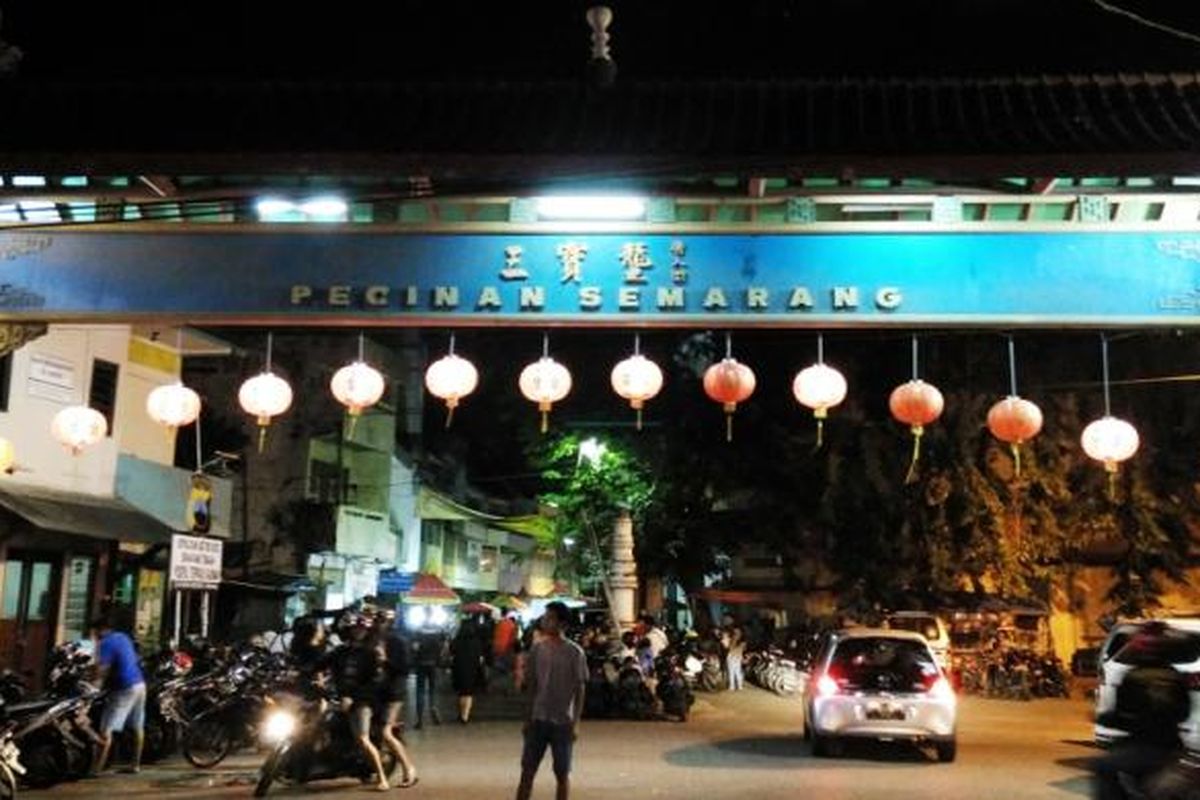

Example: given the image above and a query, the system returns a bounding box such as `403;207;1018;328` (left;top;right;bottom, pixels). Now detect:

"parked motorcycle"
0;713;26;799
655;653;695;722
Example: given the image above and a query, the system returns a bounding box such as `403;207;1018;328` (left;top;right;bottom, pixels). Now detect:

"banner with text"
1;230;1199;325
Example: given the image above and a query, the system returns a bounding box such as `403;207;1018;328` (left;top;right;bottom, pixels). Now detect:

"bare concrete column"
609;508;638;630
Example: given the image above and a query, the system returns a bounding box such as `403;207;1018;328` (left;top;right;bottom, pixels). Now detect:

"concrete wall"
0;325;180;497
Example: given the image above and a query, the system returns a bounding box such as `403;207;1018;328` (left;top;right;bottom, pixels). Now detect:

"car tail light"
928;676;956;703
816;674;841;697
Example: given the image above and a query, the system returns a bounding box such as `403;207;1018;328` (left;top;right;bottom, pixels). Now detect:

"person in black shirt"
411;623;446;729
333;614;390;791
374;609;417;788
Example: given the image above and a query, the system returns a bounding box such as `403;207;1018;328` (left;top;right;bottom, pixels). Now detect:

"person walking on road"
514;601;588;800
412;621;445;729
725;625;746;692
375;610;419;788
89;616;146;776
452;619;487;724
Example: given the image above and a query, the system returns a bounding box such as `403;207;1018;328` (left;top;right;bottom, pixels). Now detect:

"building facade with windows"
0;323;233;679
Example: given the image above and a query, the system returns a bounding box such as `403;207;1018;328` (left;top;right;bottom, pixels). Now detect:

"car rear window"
1114;632;1200;666
887;616;941;642
829;637;939;691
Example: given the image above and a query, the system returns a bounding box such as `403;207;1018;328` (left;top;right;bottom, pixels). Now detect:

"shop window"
89;359;119;436
0;561;21;619
26;563;52;621
61;557;94;642
0;353;12;412
480;546;498;575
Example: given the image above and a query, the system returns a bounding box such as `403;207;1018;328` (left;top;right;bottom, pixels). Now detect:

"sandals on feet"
398;775;420;789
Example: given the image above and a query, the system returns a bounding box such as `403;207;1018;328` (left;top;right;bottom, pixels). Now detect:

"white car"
804;628;958;762
1094;618;1200;750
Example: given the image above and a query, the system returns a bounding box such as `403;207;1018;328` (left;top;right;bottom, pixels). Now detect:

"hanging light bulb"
238;333;293;452
986;337;1043;477
702;332;756;442
331;334;386;435
611;334;663;431
519;335;572;434
792;334;847;449
425;333;478;428
51;405;108;455
147;382;201;430
1081;334;1139;496
889;336;944;483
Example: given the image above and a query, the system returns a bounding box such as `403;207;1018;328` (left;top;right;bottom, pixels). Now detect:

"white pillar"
609;508;639;630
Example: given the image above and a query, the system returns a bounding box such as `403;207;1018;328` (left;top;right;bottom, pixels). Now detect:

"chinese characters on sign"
290;238;903;315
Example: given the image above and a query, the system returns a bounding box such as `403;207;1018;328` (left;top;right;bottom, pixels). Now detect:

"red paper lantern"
703;358;756;441
889;379;944;482
987;395;1043;476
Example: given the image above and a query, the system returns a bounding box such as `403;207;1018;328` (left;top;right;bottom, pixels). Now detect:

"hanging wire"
542;333;550;359
1007;336;1018;396
1101;333;1112;417
448;332;456;356
358;332;365;362
817;333;825;365
195;406;203;473
911;335;919;381
1088;0;1200;46
634;333;641;356
725;331;732;360
265;332;274;372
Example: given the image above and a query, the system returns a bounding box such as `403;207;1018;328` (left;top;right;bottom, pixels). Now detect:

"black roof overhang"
4;74;1200;180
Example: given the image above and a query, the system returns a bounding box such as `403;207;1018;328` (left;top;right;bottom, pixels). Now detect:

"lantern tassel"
257;426;267;454
1011;443;1021;478
904;426;924;485
346;413;359;440
726;413;733;443
636;407;643;431
815;418;824;450
1107;470;1117;501
445;405;456;429
540;410;549;435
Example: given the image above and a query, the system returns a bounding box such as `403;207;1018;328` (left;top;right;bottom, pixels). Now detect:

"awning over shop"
0;482;181;544
402;573;460;606
417;487;554;547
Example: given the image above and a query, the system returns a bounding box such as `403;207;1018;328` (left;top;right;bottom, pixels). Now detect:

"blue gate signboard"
1;230;1198;326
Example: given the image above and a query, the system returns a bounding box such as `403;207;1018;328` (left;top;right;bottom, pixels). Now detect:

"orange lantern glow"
888;337;944;482
703;334;756;441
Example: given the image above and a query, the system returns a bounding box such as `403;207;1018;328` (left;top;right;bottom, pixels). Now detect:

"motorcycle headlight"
261;709;297;744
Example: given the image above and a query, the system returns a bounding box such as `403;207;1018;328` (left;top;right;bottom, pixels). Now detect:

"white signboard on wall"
27;354;76;403
169;534;223;590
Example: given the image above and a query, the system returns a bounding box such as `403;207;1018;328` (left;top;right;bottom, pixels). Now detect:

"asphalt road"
23;688;1099;799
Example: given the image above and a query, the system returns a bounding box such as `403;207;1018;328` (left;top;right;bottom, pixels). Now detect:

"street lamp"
578;437;607;469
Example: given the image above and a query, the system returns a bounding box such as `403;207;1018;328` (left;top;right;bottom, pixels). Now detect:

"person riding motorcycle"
1093;621;1192;800
329;612;391;791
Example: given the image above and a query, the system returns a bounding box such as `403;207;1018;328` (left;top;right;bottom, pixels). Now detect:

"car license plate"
865;703;905;721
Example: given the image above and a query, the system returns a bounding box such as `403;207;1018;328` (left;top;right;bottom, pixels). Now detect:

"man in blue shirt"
89;617;146;775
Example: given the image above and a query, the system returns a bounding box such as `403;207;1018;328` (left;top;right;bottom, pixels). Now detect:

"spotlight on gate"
534;195;646;221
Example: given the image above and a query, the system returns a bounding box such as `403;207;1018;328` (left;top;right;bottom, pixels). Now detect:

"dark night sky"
6;1;1200;83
